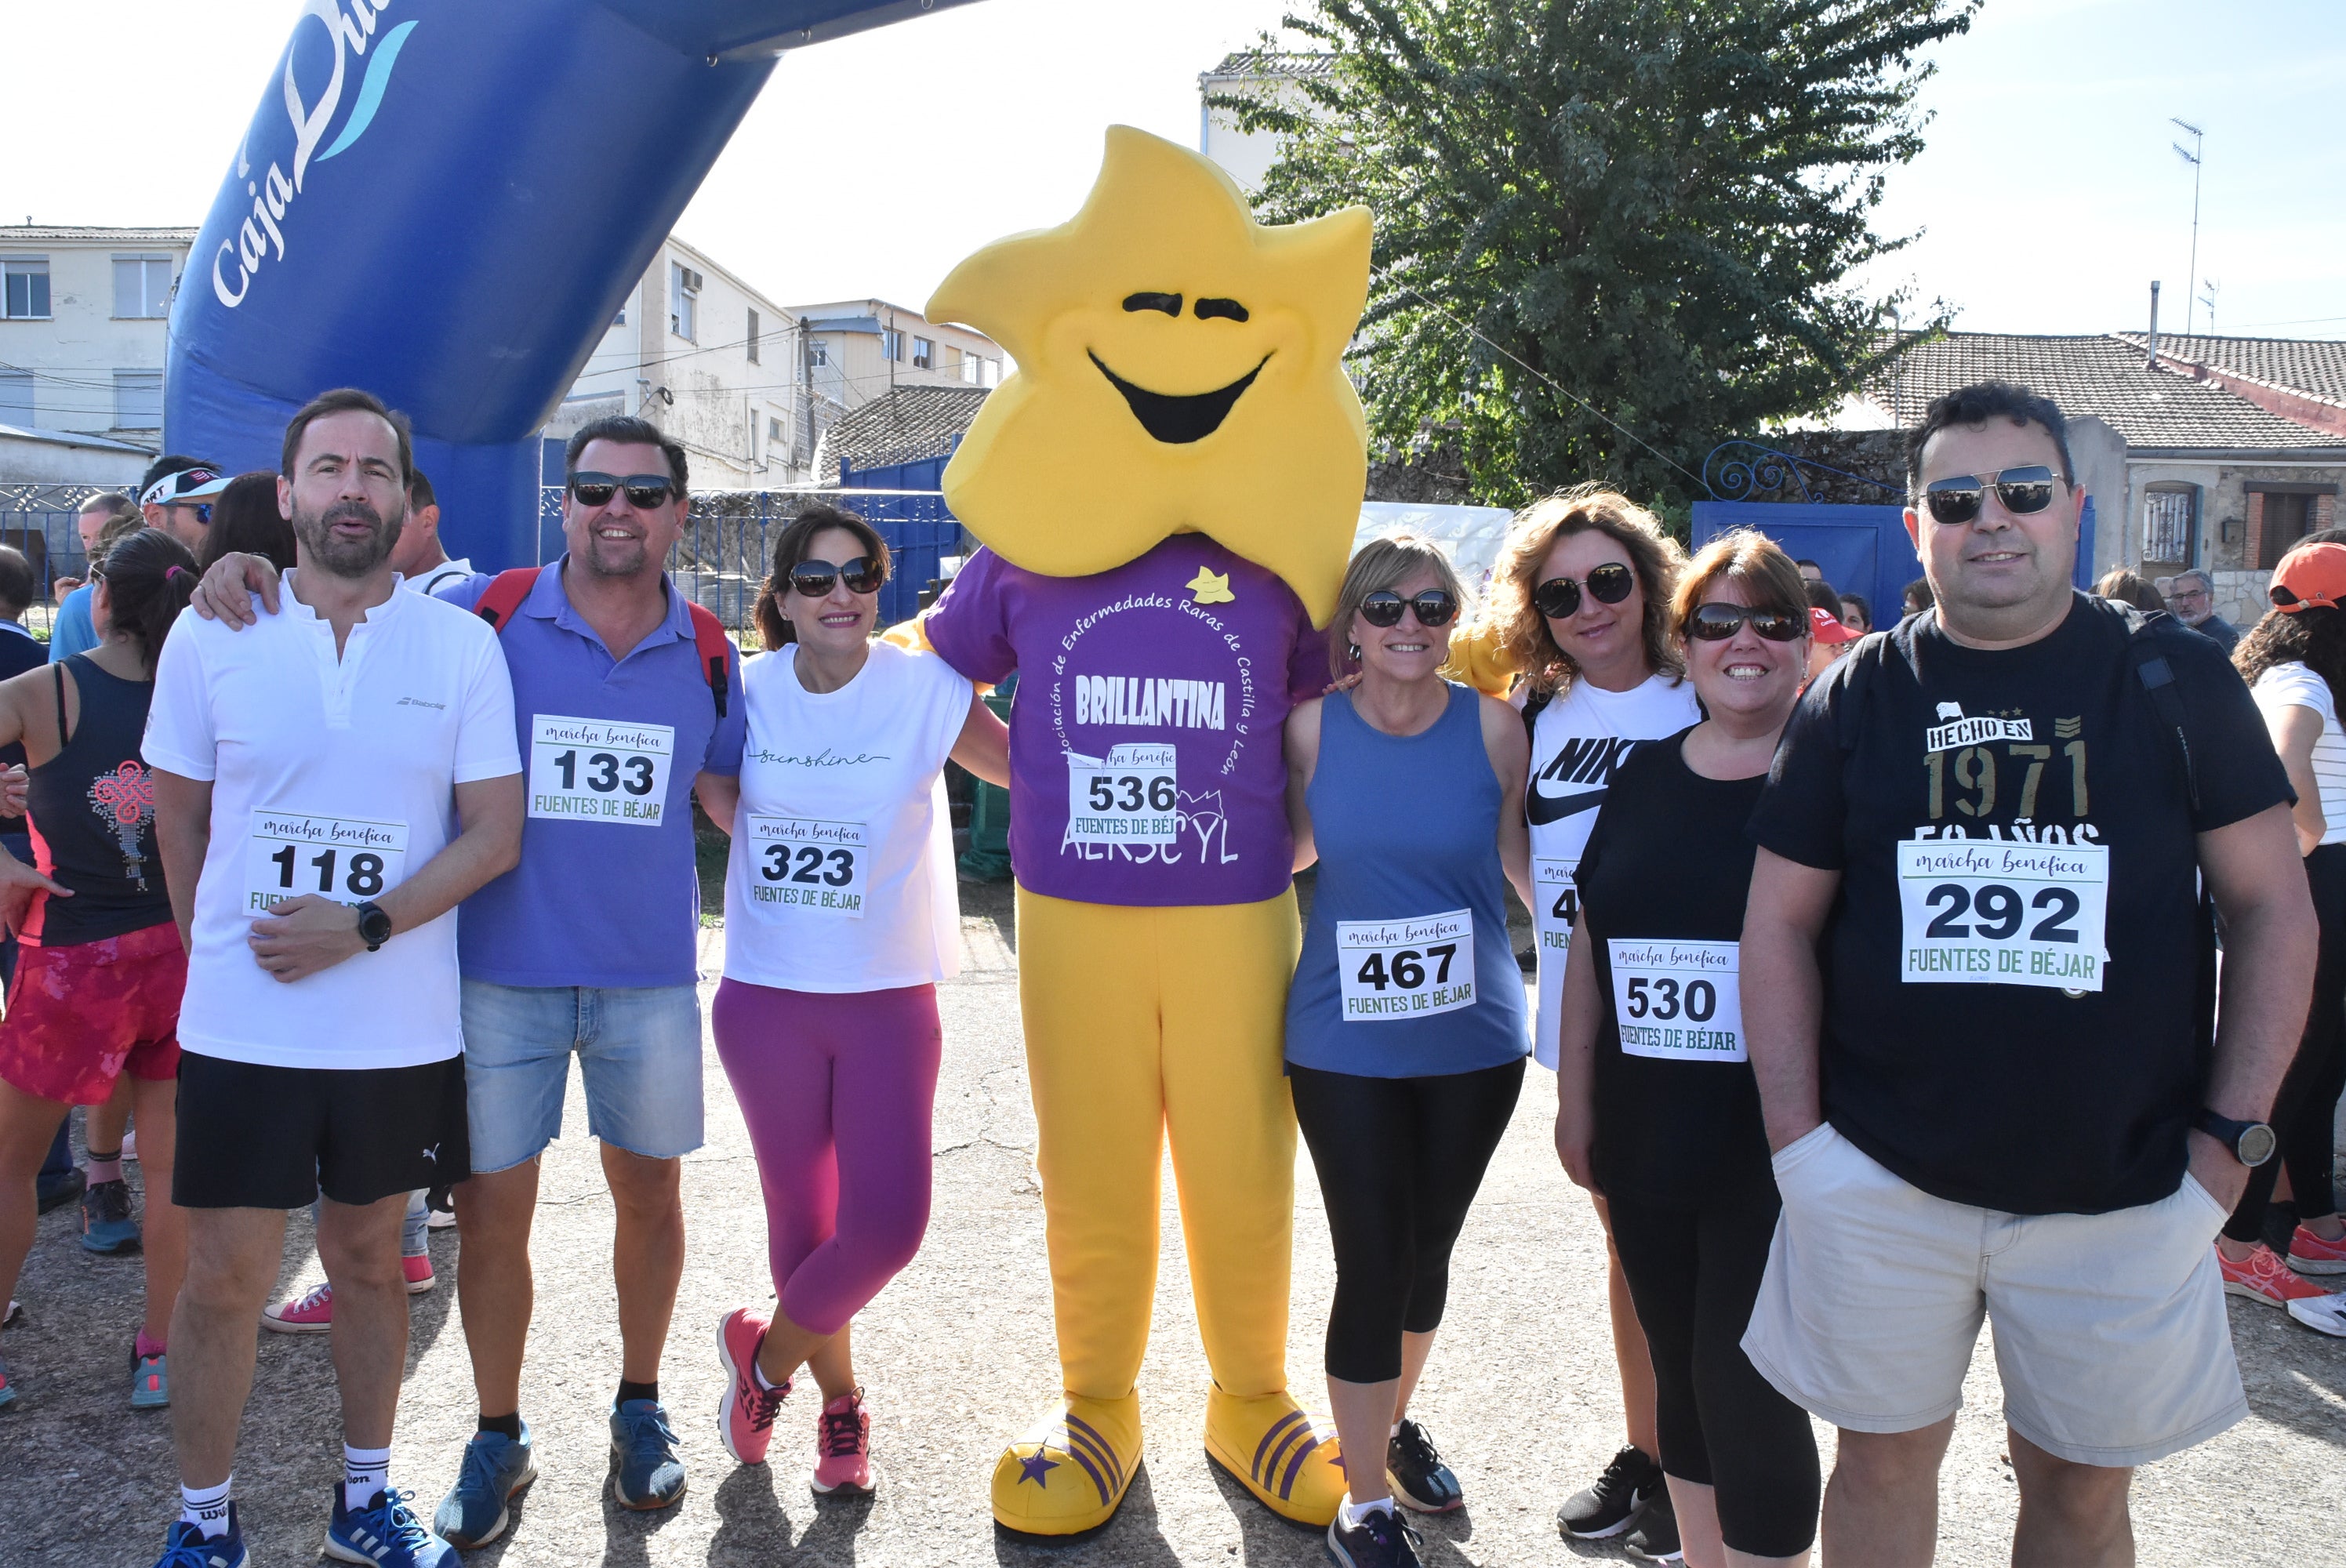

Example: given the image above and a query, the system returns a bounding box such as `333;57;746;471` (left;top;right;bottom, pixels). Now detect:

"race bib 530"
1338;910;1476;1021
1607;938;1744;1061
529;716;673;826
1898;837;2109;992
247;811;409;913
1066;743;1177;845
746;816;867;918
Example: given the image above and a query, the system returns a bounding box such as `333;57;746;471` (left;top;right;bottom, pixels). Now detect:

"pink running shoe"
2287;1224;2346;1276
715;1308;790;1465
260;1256;434;1331
2219;1243;2329;1308
812;1388;874;1497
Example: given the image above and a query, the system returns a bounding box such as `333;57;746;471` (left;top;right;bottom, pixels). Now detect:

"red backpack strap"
472;567;542;631
685;601;733;718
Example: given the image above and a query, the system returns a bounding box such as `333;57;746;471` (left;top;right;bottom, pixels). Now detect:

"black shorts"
174;1051;470;1209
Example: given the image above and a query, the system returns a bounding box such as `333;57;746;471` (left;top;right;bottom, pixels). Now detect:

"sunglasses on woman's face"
1533;561;1636;619
1357;589;1458;629
568;471;677;509
787;557;884;598
1922;465;2064;526
1686;602;1807;642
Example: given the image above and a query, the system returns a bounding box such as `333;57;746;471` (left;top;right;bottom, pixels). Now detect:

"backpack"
470;566;733;719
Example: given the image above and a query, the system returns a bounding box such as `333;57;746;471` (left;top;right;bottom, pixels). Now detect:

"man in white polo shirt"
142;388;525;1568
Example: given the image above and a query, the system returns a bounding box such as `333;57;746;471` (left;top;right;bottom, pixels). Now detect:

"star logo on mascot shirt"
924;125;1372;627
1186;567;1234;605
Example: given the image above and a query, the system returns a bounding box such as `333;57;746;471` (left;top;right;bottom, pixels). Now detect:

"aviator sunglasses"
1923;465;2064;526
1686;602;1807;642
568;471;677;508
787;557;886;597
1357;588;1458;628
1534;561;1636;619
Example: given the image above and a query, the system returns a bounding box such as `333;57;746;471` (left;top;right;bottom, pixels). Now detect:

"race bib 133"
529;716;674;826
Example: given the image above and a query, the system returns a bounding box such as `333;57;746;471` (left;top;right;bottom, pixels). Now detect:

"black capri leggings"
2227;840;2346;1242
1607;1189;1820;1560
1288;1057;1523;1385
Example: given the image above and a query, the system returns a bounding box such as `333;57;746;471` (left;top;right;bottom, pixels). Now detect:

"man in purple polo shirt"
191;415;743;1543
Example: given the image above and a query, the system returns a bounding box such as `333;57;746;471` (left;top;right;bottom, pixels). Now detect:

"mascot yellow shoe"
916;127;1371;1536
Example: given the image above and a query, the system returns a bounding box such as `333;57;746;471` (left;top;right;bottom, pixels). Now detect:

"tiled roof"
2112;332;2346;408
1204;50;1335;79
0;226;196;246
822;385;989;481
1869;332;2345;451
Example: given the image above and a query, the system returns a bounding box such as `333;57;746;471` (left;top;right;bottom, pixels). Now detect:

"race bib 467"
1338;910;1476;1021
1898;837;2110;992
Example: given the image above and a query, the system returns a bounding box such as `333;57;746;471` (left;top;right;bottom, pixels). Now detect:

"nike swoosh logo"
1527;787;1606;826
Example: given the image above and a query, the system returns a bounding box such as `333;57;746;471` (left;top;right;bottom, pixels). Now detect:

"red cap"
1810;605;1857;644
2272;543;2346;613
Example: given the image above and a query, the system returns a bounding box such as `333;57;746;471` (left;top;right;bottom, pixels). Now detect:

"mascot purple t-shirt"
927;534;1326;906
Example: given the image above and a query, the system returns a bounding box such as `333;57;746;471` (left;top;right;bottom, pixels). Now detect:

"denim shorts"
461;979;705;1173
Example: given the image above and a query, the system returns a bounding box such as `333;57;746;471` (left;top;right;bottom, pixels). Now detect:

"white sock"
1389;1422;1402;1437
180;1477;233;1539
751;1358;786;1392
1339;1494;1396;1527
343;1444;391;1512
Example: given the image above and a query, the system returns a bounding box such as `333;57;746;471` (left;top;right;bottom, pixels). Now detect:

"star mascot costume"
910;127;1369;1534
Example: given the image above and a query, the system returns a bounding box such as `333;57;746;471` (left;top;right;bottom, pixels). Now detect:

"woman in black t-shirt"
1555;531;1821;1567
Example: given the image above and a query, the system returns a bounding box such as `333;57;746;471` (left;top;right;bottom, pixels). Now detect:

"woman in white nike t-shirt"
1480;485;1694;1548
694;505;1009;1494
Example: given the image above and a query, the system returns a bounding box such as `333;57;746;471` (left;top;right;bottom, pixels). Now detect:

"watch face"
2240;1123;2279;1167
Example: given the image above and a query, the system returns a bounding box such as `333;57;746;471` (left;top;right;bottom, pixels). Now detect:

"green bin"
958;684;1015;882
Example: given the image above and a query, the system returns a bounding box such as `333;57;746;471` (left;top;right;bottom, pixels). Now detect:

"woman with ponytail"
0;526;199;1413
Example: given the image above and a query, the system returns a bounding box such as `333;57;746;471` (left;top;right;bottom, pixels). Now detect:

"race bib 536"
529;716;673;826
746;816;867;918
1066;742;1177;845
1898;837;2110;992
1338;910;1476;1021
1607;938;1744;1061
247;811;409;913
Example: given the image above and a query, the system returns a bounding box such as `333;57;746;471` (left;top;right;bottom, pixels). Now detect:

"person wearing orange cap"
2222;540;2346;1331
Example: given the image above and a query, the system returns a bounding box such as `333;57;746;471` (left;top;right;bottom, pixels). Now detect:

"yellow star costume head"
926;126;1371;626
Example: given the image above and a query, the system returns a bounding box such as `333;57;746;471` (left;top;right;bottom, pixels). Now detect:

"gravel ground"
3;881;2342;1566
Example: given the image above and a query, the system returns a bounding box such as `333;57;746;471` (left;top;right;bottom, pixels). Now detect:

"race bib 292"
1898;837;2110;992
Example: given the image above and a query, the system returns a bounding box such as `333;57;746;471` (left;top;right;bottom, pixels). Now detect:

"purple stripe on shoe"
1250;1409;1307;1479
1048;1428;1112;1504
1277;1432;1324;1501
1061;1416;1124;1491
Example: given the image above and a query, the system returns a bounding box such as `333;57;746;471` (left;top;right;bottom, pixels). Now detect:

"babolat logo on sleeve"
1923;700;2035;753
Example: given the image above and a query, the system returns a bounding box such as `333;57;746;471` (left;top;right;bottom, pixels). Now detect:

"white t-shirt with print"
1523;671;1703;1069
2253;661;2346;846
722;640;973;992
141;576;521;1070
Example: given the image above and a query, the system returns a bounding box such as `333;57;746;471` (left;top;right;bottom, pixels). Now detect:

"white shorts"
1740;1123;2245;1468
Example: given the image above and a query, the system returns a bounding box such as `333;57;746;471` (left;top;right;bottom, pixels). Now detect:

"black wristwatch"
2194;1108;2278;1167
354;901;394;953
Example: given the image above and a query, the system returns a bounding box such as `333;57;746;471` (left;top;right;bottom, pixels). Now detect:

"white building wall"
0;227;192;445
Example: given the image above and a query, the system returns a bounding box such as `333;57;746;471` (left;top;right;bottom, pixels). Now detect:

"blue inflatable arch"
165;0;982;572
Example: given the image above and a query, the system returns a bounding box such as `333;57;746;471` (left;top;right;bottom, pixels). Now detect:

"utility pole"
2171;118;2204;337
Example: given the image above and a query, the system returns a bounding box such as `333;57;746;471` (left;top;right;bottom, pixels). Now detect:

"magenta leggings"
710;978;942;1336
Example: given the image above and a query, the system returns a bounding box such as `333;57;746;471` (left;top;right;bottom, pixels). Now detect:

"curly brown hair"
2237;603;2346;718
1480;485;1687;697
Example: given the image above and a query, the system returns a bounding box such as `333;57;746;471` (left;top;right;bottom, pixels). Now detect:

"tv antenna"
2171;119;2204;336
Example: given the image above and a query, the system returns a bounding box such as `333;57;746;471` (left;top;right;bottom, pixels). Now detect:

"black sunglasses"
787;557;885;598
1533;561;1636;619
1686;602;1807;642
1923;466;2065;526
1357;588;1458;628
568;470;677;508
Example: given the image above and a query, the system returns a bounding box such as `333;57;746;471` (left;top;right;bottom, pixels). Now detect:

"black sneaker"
1625;1485;1683;1563
1557;1443;1661;1539
1385;1419;1462;1514
34;1165;84;1214
1326;1502;1423;1568
425;1185;458;1231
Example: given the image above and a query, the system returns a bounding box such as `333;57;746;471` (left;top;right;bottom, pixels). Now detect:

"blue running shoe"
148;1506;247;1568
0;1351;16;1410
433;1424;538;1548
131;1344;170;1410
609;1399;687;1510
325;1486;456;1568
81;1178;140;1254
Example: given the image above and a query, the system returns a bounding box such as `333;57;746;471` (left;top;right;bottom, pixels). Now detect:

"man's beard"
292;495;404;579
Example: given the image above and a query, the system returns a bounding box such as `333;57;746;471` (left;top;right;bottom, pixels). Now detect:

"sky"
5;0;2341;339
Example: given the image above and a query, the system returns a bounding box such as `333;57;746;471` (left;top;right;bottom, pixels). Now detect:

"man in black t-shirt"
1740;380;2317;1565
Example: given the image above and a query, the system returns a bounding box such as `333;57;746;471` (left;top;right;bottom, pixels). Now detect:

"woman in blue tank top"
1283;535;1531;1566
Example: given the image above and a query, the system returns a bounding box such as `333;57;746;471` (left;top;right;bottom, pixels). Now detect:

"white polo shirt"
142;573;521;1070
722;641;971;992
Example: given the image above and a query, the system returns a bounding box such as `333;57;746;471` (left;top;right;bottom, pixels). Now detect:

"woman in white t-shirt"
1465;486;1695;1552
695;505;1008;1494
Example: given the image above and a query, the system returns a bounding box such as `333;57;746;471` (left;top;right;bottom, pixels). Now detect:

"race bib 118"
1338;909;1476;1021
1066;742;1177;845
246;811;409;913
529;716;674;826
746;816;867;918
1898;837;2110;992
1607;938;1745;1061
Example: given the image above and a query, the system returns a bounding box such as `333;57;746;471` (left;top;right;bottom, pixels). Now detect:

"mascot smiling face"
926;126;1371;627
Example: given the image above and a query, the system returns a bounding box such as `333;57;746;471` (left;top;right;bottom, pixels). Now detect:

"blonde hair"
1480;485;1686;696
1329;534;1468;679
1670;529;1810;641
